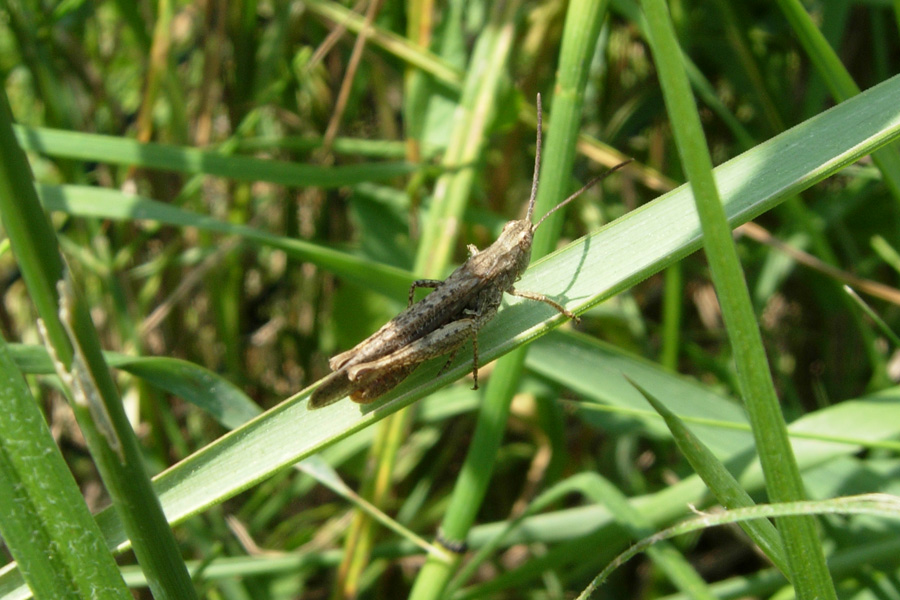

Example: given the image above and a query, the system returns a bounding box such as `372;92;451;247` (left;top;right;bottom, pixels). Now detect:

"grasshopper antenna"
533;158;633;232
525;93;543;223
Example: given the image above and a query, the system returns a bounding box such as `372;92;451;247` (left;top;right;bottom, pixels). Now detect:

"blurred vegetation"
0;0;899;599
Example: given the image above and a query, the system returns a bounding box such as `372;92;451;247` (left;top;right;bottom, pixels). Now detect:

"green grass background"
1;0;899;598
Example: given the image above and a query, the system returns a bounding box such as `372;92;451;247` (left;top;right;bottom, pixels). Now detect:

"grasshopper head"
499;218;535;248
497;218;534;275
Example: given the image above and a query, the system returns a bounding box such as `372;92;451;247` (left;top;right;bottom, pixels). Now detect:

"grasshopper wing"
329;263;487;371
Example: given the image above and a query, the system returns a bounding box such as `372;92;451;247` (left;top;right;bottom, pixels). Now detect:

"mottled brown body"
308;95;630;409
308;222;539;408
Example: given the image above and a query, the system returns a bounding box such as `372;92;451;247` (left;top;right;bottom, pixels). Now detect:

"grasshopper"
309;95;630;409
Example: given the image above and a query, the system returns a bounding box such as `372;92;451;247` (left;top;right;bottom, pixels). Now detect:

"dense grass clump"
0;1;899;599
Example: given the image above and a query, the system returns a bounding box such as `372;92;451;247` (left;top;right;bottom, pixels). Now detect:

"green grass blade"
628;378;790;574
642;0;837;596
15;126;418;188
0;90;198;600
36;183;414;301
0;335;131;600
776;0;900;203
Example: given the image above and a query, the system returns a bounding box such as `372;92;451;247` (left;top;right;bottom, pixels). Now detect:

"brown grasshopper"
309;95;630;409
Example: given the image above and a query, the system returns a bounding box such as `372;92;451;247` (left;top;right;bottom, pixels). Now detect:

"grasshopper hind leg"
437;349;460;377
309;369;356;409
348;318;482;396
434;333;480;390
349;362;418;404
309;362;419;408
